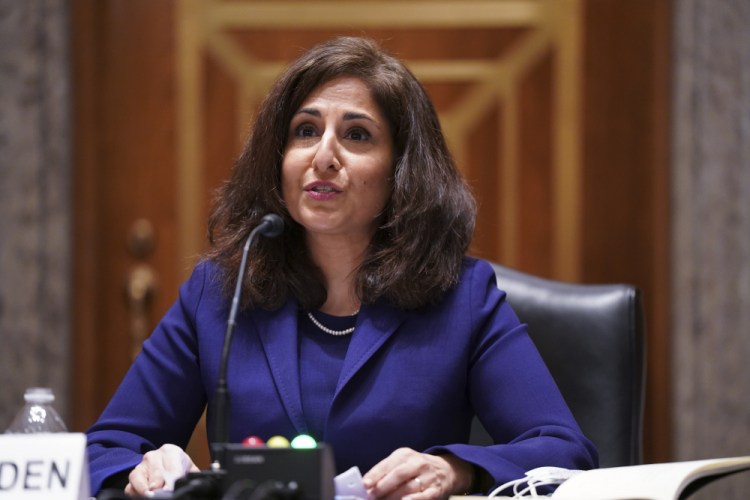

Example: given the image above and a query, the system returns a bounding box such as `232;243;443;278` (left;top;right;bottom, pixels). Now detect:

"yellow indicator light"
266;435;291;448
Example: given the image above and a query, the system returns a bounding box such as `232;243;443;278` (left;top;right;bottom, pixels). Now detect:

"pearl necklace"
307;310;359;336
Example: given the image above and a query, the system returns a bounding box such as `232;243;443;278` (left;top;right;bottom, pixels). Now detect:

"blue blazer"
86;257;597;494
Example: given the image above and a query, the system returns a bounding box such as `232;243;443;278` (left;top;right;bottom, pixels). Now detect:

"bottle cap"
24;387;55;404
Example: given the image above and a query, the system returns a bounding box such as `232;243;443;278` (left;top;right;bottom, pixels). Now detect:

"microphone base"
181;443;335;500
172;469;224;499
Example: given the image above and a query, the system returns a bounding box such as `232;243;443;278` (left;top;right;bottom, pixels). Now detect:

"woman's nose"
312;131;342;172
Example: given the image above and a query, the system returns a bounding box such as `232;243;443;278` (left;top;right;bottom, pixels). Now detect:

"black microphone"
178;212;333;499
212;213;284;467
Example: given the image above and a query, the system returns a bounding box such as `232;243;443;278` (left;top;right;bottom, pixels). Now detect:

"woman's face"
282;76;394;241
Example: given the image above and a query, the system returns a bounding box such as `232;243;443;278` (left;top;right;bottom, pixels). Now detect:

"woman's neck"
306;232;368;316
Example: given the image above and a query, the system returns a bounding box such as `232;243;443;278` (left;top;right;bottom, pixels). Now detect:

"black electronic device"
195;444;336;500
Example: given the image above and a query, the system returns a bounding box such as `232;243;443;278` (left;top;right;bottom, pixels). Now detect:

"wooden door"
72;0;670;467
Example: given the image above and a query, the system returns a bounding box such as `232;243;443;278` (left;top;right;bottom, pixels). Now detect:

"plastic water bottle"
5;387;68;433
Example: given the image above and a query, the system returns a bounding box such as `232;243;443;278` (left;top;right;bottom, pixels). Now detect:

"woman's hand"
362;447;473;499
124;444;199;496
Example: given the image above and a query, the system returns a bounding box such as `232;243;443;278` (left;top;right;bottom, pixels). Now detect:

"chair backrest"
470;262;645;468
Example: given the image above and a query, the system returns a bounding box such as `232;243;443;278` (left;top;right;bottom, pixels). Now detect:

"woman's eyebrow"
343;111;375;123
295;107;320;117
293;108;382;129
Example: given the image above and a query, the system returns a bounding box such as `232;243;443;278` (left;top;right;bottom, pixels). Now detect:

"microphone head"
260;213;284;238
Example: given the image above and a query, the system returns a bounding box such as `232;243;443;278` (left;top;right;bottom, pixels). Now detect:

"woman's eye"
346;128;371;141
294;124;317;138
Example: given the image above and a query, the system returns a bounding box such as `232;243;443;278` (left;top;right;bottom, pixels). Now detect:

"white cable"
487;477;529;498
487;467;583;498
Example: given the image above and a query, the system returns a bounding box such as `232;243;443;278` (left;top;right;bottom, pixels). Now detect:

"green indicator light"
290;434;317;449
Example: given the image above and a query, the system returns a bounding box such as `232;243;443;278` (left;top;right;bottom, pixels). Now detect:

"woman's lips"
305;181;342;201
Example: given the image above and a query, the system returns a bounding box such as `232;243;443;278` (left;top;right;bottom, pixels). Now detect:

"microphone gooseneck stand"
212;214;284;469
174;214;285;500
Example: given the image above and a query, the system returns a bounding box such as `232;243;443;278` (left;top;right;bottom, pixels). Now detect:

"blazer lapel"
251;298;407;434
335;300;407;395
251;299;308;434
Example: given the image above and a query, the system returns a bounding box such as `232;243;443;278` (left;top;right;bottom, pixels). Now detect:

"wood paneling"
72;0;180;426
581;0;672;462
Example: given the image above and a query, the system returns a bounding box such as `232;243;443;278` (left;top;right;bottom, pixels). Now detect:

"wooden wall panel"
581;0;672;462
176;2;588;280
72;0;180;426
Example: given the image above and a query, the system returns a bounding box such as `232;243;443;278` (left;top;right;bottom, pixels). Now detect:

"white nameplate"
0;433;89;500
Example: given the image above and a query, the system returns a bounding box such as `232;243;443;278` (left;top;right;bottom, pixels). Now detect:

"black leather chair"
470;262;645;468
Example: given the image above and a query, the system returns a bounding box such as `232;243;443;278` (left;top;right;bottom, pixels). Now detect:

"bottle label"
0;433;89;499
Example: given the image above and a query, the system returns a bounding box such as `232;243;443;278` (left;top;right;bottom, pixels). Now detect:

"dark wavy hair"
206;36;476;311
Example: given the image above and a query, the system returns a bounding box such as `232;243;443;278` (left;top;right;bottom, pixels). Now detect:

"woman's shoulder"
460;256;497;282
182;258;219;284
192;257;220;277
178;258;226;299
431;256;501;305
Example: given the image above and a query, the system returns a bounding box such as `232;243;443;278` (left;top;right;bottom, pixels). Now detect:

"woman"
86;36;597;498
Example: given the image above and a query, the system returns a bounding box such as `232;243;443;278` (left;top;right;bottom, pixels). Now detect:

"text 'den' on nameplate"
0;432;90;500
